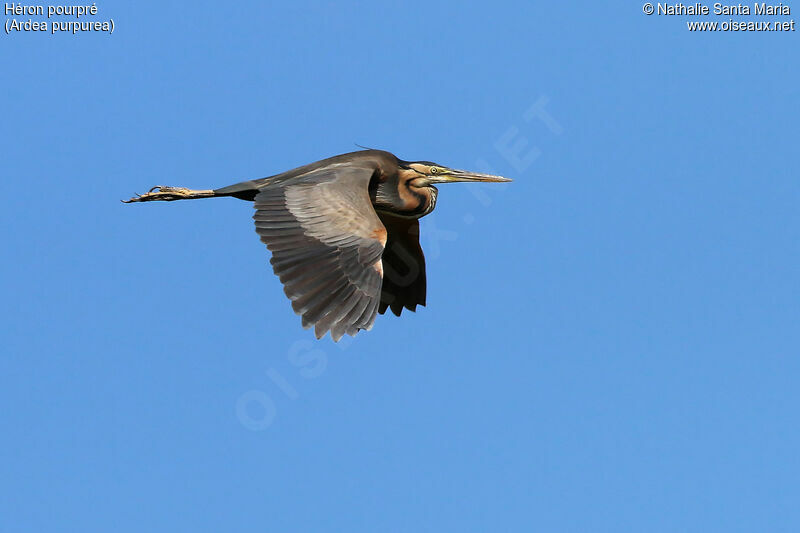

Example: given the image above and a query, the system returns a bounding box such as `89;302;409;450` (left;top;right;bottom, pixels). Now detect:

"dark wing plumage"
377;214;426;316
253;165;386;341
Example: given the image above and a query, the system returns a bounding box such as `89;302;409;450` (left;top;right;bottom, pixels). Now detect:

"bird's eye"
430;167;438;174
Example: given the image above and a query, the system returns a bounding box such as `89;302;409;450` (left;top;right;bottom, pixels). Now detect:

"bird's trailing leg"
123;186;216;203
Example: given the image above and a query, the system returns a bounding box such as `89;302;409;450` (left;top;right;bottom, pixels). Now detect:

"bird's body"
125;150;509;341
215;150;438;217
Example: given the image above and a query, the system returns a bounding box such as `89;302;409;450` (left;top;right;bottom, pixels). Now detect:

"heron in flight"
125;150;510;341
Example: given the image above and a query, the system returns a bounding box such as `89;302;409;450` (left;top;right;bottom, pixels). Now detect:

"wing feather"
377;214;427;316
253;165;386;340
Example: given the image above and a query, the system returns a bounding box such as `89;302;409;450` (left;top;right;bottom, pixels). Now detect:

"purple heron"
124;150;510;341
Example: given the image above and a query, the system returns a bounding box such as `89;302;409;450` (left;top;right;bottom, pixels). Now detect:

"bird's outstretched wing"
253;166;386;341
378;214;426;316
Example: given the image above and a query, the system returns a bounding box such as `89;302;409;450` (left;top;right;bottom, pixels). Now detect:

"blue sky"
1;2;798;532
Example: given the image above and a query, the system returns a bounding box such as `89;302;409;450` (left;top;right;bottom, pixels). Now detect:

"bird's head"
399;161;512;188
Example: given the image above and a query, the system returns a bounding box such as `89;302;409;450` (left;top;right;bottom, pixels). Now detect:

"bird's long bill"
431;169;512;184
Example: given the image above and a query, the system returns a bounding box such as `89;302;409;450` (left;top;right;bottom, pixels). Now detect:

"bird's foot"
122;186;211;203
